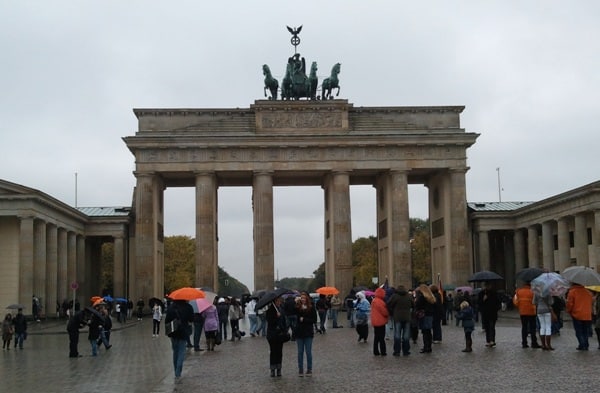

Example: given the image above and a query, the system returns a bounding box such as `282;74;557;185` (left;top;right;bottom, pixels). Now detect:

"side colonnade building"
0;180;130;316
469;181;600;292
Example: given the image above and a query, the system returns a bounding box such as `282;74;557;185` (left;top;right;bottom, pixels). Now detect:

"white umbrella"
561;266;600;286
530;272;570;297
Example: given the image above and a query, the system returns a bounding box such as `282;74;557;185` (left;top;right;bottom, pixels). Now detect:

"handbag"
165;308;183;337
415;309;426;320
277;328;291;342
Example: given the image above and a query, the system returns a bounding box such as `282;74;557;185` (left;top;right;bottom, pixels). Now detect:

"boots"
595;328;600;349
462;337;473;352
546;335;554;350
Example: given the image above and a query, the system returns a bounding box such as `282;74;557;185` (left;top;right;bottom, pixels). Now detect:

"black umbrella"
149;297;164;308
468;270;504;282
255;288;293;310
85;306;102;318
516;267;544;282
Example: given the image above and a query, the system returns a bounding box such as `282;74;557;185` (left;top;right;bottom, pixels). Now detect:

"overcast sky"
2;2;599;291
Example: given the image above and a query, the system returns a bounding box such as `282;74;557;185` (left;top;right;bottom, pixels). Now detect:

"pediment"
0;179;38;196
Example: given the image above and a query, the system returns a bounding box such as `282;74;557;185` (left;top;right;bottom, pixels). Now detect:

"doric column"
57;228;68;305
557;217;570;272
593;210;600;271
46;224;58;318
389;170;410;288
195;172;218;291
253;171;274;291
478;230;490;271
574;214;589;266
133;172;164;302
19;216;34;310
113;235;125;297
449;168;470;284
527;225;540;268
328;171;352;296
76;234;86;301
67;231;77;288
514;228;526;273
541;221;555;271
33;219;47;315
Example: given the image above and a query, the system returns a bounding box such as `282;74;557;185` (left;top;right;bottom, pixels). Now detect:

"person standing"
430;284;444;343
295;292;317;376
152;304;162;337
246;297;259;337
566;283;593;351
228;298;243;341
478;283;501;347
329;294;342;328
345;293;355;328
136;298;145;321
67;309;87;358
2;313;14;350
315;294;329;334
370;287;389;356
12;308;27;349
266;296;288;377
97;307;112;350
202;304;219;351
514;282;541;348
456;301;475;352
354;291;371;343
165;299;194;381
283;295;297;340
387;285;413;356
415;284;436;354
216;298;230;341
533;290;554;350
192;312;205;351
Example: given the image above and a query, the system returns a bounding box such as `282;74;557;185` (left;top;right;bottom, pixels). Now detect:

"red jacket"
566;285;593;321
513;285;536;316
370;288;389;327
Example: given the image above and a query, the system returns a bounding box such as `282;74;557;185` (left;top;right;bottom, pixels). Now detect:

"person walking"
478;283;501;347
266;296;288;377
456;301;475;352
97;307;112;350
533;290;554;350
370;287;389;356
415;284;436;353
12;308;27;349
387;285;413;356
229;298;243;341
315;294;329;334
152;304;162;337
430;284;444;343
566;283;593;351
295;292;317;376
2;313;14;350
136;298;145;321
514;282;541;348
165;299;194;382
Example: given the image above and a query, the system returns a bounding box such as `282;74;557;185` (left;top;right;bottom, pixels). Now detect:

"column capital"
133;171;156;178
448;166;470;174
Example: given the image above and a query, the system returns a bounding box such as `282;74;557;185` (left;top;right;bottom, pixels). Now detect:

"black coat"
478;289;501;321
165;301;193;340
294;305;317;338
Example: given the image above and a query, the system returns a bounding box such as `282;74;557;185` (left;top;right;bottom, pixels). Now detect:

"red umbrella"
167;287;205;301
316;286;340;296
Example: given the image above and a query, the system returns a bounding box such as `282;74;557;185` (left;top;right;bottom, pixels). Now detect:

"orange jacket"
566;285;593;321
513;285;536;316
370;288;389;327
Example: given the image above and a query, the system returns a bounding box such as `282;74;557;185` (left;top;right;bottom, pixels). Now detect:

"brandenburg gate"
124;99;479;299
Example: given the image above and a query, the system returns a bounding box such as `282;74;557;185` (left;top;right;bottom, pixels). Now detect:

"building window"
569;231;574;248
588;228;593;245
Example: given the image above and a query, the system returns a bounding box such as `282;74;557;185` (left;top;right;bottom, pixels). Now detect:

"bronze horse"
322;63;341;99
262;64;278;100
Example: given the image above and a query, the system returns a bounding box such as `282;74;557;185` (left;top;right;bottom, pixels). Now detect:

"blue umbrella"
103;295;114;302
115;297;128;303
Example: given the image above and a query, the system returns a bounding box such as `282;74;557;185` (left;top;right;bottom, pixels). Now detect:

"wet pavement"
0;310;597;393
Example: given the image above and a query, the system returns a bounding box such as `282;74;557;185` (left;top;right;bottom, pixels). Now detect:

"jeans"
573;319;591;349
98;328;110;348
393;320;411;355
258;314;267;336
14;332;25;349
219;319;228;340
249;314;258;335
330;309;339;328
296;337;313;371
318;310;327;332
193;320;204;350
89;338;98;356
153;319;160;335
520;315;538;345
170;337;187;377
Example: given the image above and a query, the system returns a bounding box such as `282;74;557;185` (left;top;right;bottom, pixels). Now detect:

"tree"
352;236;378;287
411;229;431;286
164;235;196;291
